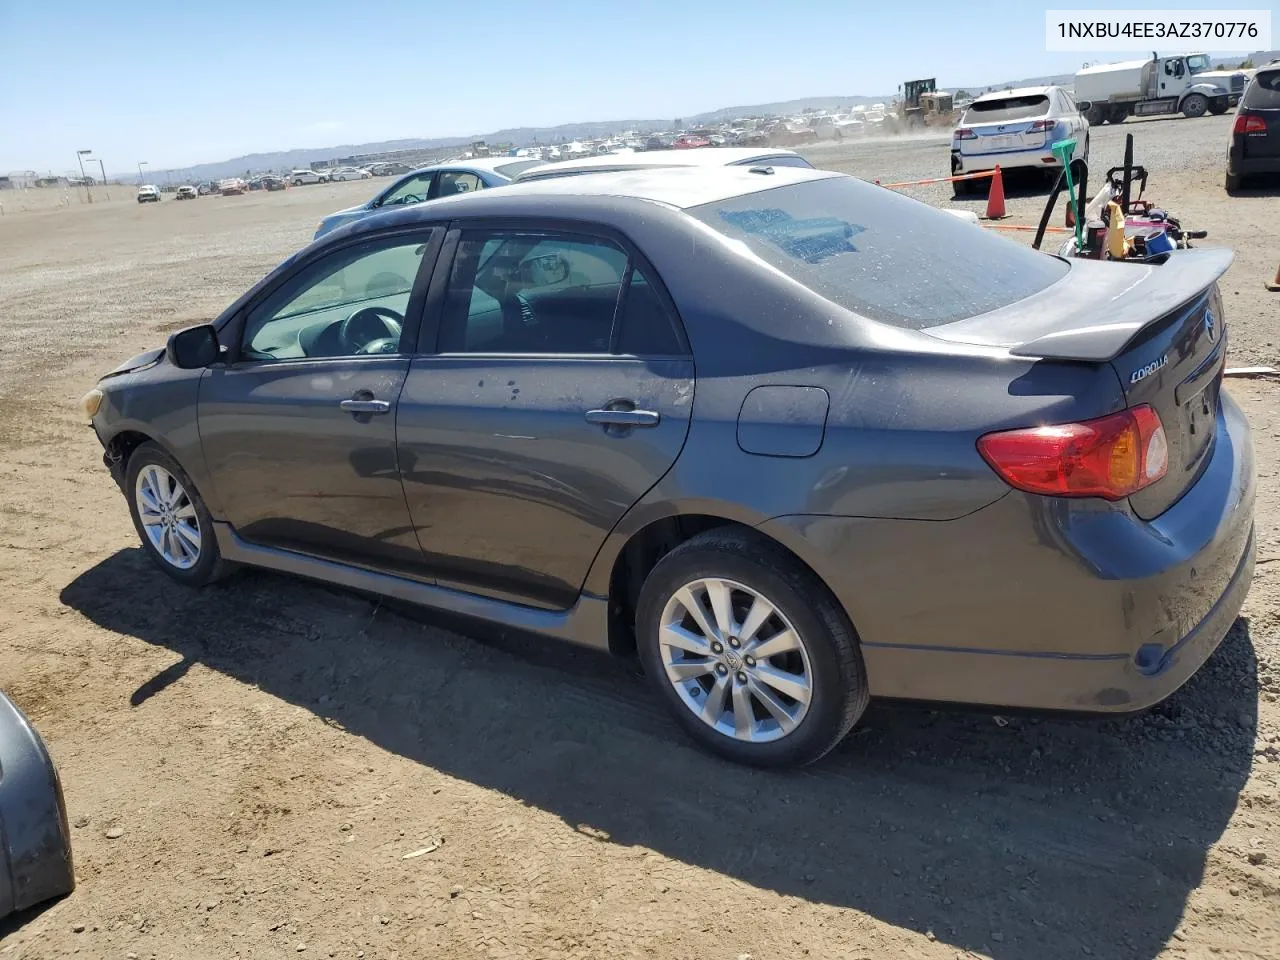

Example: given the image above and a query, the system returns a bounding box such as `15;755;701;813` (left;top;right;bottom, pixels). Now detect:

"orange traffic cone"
985;165;1007;219
1267;261;1280;292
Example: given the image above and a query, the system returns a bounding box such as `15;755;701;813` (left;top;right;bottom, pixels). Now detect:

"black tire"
1182;93;1209;119
125;441;232;587
635;529;870;767
1085;104;1106;126
1209;98;1229;116
1225;171;1243;193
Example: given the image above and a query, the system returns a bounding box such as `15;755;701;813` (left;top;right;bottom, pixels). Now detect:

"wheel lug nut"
744;655;755;667
715;664;728;676
728;637;740;648
710;641;723;654
736;671;748;684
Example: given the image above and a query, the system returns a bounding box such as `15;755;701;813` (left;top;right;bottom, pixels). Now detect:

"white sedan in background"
328;167;373;182
290;169;327;185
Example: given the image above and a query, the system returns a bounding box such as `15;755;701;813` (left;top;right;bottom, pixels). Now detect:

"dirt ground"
1;117;1279;960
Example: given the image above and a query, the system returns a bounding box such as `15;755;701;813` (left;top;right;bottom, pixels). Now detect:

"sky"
2;0;1275;176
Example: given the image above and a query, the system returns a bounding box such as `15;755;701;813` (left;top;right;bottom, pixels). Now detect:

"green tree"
954;89;971;100
1240;59;1255;69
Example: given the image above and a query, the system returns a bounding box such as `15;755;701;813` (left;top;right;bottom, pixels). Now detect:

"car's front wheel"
126;442;231;586
636;529;869;767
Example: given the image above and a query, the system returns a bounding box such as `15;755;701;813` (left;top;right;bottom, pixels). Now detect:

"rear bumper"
952;146;1061;174
761;389;1256;713
1229;148;1280;176
0;692;75;919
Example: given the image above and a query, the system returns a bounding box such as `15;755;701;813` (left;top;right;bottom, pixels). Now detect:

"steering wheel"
388;194;422;206
338;306;403;355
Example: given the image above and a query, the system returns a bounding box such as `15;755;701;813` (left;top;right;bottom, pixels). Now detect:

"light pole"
95;159;109;200
76;149;93;203
137;161;148;185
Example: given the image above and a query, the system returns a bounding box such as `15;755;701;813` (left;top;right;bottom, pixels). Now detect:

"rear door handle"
585;408;660;427
340;399;391;415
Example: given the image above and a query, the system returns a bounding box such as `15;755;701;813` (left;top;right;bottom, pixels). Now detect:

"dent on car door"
396;227;695;609
198;229;441;575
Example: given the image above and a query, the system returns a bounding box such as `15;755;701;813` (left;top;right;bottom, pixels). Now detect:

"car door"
199;227;442;576
395;225;695;609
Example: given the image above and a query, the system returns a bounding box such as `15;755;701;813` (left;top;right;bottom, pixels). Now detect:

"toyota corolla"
82;167;1255;767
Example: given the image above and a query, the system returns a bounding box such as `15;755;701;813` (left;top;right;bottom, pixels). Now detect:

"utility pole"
76;149;93;203
138;161;148;185
95;159;109;200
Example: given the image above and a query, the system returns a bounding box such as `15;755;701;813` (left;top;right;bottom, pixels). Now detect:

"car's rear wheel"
636;529;869;767
1226;171;1243;192
126;442;231;586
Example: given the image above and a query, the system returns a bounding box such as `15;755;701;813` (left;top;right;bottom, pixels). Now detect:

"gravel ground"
1;116;1279;960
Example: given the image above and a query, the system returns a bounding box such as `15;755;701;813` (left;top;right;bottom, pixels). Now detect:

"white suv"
136;184;161;204
950;85;1090;189
290;169;326;185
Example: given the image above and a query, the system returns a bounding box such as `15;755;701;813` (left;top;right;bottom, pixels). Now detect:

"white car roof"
514;147;804;181
973;85;1058;102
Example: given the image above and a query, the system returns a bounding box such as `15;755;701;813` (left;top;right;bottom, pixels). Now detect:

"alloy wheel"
658;578;813;743
135;464;201;570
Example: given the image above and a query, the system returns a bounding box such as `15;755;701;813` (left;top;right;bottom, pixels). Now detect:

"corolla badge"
1130;354;1168;384
1204;307;1217;343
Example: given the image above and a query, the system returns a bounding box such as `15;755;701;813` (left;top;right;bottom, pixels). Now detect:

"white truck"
1075;52;1248;124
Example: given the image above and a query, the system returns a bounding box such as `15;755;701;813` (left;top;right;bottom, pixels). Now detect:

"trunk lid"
961;121;1047;155
927;248;1233;518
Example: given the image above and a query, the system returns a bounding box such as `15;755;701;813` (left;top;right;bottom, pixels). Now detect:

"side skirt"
213;522;612;652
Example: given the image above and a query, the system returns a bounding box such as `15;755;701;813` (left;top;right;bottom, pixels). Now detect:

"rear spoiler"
1008;248;1233;362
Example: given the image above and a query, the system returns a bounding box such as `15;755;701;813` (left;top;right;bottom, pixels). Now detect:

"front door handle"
340;399;391;415
585;408;660;427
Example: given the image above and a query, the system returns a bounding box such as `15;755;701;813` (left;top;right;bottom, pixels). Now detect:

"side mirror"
520;253;570;287
1077;100;1093;113
166;324;220;369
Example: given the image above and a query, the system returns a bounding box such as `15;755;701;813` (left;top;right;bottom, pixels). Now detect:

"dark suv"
1226;61;1280;191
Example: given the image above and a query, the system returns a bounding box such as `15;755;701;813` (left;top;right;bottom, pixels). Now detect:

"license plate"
987;135;1018;149
1184;381;1218;465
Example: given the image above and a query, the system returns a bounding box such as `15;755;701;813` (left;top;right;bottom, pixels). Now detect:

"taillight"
1026;119;1055;133
977;406;1168;500
954;127;977;140
1234;112;1267;134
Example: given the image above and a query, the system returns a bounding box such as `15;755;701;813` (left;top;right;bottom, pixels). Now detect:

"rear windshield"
494;159;545;179
689;176;1068;328
963;94;1050;123
1243;70;1280;109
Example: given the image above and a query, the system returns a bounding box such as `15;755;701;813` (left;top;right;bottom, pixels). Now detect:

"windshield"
1187;54;1212;74
689;176;1068;328
963;94;1050;124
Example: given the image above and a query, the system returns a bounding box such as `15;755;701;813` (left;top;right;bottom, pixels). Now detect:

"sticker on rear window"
718;208;865;264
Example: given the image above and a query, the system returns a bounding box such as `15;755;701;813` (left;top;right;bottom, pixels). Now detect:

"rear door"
1242;69;1280;160
961;93;1052;155
395;225;695;609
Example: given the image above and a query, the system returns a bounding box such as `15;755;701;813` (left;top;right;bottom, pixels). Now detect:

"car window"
493;159;544;179
691;176;1068;329
434;171;483;197
1243;70;1280;109
617;267;685;355
438;231;630;354
241;236;430;361
736;154;812;169
963;95;1051;123
379;173;434;207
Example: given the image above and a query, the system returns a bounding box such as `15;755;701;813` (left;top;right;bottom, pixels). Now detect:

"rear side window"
963;95;1050;123
617;267;684;355
494;159;545;179
690;176;1068;328
735;155;813;169
1243;70;1280;109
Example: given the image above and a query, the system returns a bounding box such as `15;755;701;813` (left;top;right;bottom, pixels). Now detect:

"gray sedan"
82;166;1255;767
